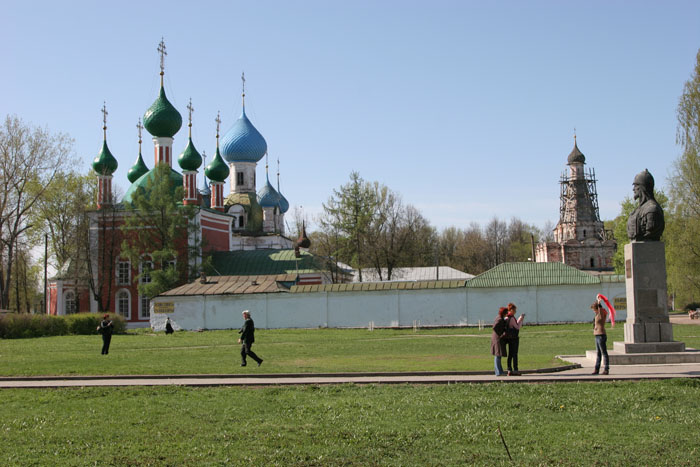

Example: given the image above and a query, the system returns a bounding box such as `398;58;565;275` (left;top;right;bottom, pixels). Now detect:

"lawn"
2;380;700;465
2;323;700;377
0;323;621;377
3;324;700;465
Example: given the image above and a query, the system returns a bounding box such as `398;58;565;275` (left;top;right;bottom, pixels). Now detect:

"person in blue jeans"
491;307;508;376
591;301;609;375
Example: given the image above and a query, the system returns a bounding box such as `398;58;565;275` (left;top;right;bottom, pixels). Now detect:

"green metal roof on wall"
291;280;468;293
466;262;601;288
211;249;324;276
143;86;182;138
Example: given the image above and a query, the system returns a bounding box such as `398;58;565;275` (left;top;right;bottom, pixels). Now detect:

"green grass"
2;323;700;377
0;323;623;376
3;325;700;465
2;380;700;465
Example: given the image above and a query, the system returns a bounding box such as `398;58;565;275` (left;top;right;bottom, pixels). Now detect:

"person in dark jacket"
165;317;174;334
505;302;525;376
491;307;508;376
238;310;263;367
96;314;114;355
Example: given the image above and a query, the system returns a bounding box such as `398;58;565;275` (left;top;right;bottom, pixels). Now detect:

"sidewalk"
2;360;700;388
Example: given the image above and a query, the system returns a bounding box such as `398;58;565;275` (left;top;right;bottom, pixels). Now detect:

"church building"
47;41;326;324
534;137;617;272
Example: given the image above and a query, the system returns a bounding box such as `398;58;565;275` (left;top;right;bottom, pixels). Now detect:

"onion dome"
92;140;118;176
257;175;280;208
178;137;203;171
278;191;290;213
122;166;184;204
205;147;229;182
296;221;311;249
220;107;267;163
127;151;149;183
144;86;182;138
567;139;585;165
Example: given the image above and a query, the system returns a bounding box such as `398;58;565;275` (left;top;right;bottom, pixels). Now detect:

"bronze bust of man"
626;169;664;241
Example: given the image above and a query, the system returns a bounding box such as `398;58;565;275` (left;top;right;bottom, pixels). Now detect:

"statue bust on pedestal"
626;169;664;242
617;169;684;354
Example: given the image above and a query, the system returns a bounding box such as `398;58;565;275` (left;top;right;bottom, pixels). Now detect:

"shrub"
683;302;700;311
0;312;126;339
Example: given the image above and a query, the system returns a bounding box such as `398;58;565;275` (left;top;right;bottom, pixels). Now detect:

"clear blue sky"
2;1;699;231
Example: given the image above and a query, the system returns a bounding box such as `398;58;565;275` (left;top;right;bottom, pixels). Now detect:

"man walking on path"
238;310;263;367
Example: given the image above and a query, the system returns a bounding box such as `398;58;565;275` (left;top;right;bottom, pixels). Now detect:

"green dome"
178;137;202;171
122;165;184;205
143;86;182;138
204;147;230;182
224;192;263;232
92;140;118;176
127;151;149;183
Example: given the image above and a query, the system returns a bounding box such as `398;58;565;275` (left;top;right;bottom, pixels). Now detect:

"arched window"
590;258;595;268
116;289;130;319
64;291;77;315
583;229;587;238
228;205;246;229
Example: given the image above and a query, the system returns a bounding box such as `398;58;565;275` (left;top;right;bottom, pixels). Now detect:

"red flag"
596;293;616;327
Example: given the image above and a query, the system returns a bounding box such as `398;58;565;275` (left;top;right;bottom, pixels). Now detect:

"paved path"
3;360;700;388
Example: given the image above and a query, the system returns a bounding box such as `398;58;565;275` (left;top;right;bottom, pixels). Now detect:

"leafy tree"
0;115;73;309
666;49;700;306
120;163;202;299
319;172;377;282
32;172;96;270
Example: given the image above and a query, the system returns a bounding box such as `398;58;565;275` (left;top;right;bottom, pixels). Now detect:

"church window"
583;229;587;238
590;258;595;268
239;215;245;228
64;291;77;315
117;259;130;285
237;172;244;186
117;289;130;319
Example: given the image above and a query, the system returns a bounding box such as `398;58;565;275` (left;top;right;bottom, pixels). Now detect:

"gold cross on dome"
136;118;143;145
101;101;108;138
187;98;194;126
158;38;167;75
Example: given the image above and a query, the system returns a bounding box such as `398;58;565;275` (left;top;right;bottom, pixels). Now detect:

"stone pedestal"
615;241;685;355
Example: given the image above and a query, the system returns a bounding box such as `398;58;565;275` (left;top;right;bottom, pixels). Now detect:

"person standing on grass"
165;317;174;334
592;300;610;375
238;310;263;367
491;307;508;376
97;314;114;355
505;303;525;376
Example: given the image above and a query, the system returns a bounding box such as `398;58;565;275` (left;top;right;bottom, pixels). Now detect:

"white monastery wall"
151;281;626;331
